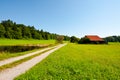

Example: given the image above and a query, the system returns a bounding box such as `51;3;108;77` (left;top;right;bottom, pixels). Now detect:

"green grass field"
0;39;55;45
0;39;56;60
15;43;120;80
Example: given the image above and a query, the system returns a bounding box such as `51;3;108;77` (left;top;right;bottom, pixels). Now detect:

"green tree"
39;34;43;40
70;36;79;43
104;36;120;42
78;37;90;44
14;27;22;39
0;19;71;40
5;28;13;39
0;24;5;38
22;27;31;39
45;32;50;40
64;35;70;41
34;31;41;39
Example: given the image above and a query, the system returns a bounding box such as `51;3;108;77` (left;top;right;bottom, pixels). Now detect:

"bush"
70;36;79;43
56;35;64;44
78;37;90;44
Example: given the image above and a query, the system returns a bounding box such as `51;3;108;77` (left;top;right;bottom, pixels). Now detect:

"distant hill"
0;19;70;41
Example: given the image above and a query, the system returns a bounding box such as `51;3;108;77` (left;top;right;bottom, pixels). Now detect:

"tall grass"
15;43;120;80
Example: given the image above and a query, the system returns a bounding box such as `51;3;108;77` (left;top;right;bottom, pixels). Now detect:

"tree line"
0;20;70;40
104;36;120;42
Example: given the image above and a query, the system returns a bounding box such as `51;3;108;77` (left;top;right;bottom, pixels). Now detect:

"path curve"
0;45;58;66
0;43;67;80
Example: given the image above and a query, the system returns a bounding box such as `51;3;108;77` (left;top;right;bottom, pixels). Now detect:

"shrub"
78;37;90;44
56;35;64;44
70;36;79;43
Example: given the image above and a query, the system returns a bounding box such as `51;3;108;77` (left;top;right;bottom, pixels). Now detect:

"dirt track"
0;45;57;67
0;43;66;80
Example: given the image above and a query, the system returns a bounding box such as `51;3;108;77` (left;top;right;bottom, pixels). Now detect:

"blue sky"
0;0;120;38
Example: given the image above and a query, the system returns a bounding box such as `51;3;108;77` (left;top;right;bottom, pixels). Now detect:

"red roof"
85;35;104;41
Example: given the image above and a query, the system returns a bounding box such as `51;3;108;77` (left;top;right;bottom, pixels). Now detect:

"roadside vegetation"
15;43;120;80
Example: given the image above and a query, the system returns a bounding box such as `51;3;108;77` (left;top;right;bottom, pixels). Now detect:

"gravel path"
0;43;66;80
0;45;58;67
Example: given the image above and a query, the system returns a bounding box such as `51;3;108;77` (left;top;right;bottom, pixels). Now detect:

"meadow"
15;43;120;80
0;39;55;46
0;39;56;60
